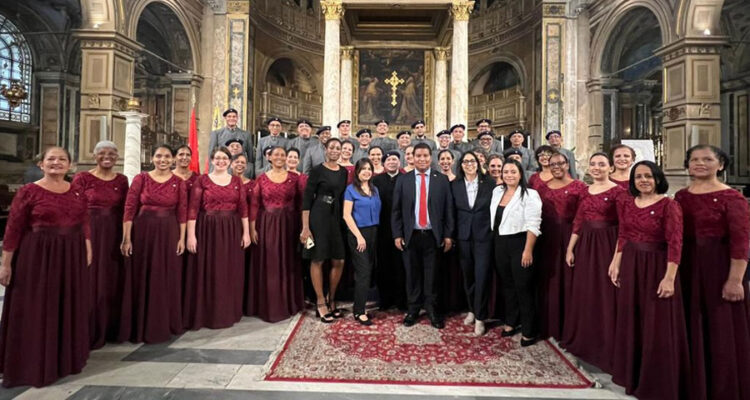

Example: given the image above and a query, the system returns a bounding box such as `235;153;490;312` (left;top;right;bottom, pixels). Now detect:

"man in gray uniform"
255;117;288;177
208;108;254;172
371;119;397;151
432;129;461;171
474;131;503;157
546;129;578;179
448;124;472;153
410;120;435;151
288;119;317;171
507;129;537;174
337;120;357;147
302;126;332;174
476;118;505;155
352;128;372;163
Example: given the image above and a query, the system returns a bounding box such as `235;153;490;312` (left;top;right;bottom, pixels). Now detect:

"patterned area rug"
265;310;593;388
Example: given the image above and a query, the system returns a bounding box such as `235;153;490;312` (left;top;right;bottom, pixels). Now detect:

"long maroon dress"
675;188;750;400
560;185;625;372
611;196;690;400
0;184;91;387
179;172;199;325
120;172;187;344
247;172;305;322
184;175;247;330
241;178;254;315
72;171;129;349
537;180;587;340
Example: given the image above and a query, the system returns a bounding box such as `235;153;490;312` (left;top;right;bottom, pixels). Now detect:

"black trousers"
347;226;377;315
402;230;439;315
494;232;537;338
458;239;493;321
376;226;406;310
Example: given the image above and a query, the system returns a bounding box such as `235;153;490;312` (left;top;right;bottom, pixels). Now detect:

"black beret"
504;148;524;158
297;119;312;127
224;138;243;147
545;130;562;139
383;150;401;163
263;145;275;155
376;119;389;126
397;130;411;139
356;128;372;137
337;120;351;128
477;131;493;139
449;124;466;133
436;129;451;137
223;108;238;117
509;129;525;138
476;118;492;126
315;126;331;135
266;117;282;125
411;120;425;128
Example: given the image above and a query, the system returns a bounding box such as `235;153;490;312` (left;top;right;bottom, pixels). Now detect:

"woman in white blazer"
489;159;543;346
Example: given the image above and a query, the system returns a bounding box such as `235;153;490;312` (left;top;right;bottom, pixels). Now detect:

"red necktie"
419;173;427;227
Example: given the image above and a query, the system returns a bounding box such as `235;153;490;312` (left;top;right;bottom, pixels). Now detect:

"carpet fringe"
259;311;304;380
547;338;602;388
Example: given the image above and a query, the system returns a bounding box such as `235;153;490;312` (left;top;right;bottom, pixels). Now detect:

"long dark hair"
501;159;529;199
353;158;375;197
455;150;485;181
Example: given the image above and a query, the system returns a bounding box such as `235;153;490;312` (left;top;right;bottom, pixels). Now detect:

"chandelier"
0;79;28;108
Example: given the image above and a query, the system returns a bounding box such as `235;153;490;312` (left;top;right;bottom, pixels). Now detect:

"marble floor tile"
165;363;242;389
12;384;83;400
123;342;271;365
58;360;187;387
170;317;295;351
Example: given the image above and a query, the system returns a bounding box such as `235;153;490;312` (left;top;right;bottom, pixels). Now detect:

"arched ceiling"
135;2;192;76
601;7;663;81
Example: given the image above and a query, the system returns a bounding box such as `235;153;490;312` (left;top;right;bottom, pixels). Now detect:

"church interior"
0;0;747;398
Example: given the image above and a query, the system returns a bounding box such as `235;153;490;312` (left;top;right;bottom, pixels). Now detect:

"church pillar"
433;47;449;134
226;1;251;127
74;30;141;168
166;72;203;138
118;109;148;182
450;1;473;137
540;2;565;142
339;46;354;124
656;36;724;187
321;0;344;135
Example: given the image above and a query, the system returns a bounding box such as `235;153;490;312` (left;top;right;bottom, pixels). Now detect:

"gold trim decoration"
341;46;354;60
451;1;475;22
320;0;344;21
227;0;250;14
434;47;449;61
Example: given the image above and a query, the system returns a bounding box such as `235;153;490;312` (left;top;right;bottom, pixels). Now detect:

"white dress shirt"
489;185;542;237
464;176;478;208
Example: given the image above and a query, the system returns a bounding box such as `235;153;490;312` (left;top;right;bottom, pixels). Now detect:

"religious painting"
356;49;425;126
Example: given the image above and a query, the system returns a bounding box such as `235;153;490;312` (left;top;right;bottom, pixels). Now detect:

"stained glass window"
0;14;31;124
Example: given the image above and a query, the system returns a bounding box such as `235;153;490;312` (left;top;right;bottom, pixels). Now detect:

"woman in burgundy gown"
184;148;250;330
339;141;356;184
248;146;305;321
0;147;92;387
675;145;750;400
536;152;586;340
528;145;554;190
230;153;256;317
561;152;625;372
173;144;199;186
72;140;129;349
609;144;634;190
120;145;187;344
609;160;690;400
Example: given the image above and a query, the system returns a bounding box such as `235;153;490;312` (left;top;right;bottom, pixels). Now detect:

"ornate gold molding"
451;1;475;21
434;47;449;61
227;0;249;14
341;46;354;60
320;0;344;21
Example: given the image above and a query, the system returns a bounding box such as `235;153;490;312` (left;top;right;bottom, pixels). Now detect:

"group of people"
0;111;747;400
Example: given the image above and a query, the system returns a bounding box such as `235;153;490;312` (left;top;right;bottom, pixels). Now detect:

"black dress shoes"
403;313;419;327
520;336;538;347
428;314;445;329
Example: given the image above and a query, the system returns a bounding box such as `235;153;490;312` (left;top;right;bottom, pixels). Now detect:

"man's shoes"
403;313;419;327
428;313;445;329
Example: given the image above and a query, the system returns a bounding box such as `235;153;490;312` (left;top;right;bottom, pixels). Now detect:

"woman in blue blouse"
343;158;382;326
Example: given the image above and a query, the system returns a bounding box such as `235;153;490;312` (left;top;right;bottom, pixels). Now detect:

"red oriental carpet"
265;310;594;388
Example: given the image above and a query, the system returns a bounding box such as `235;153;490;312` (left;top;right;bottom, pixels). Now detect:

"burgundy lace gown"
537;180;587;340
180;172;199;314
675;189;750;400
247;172;305;322
120;172;187;343
184;175;247;330
611;196;690;400
241;178;254;316
72;171;129;349
0;184;91;387
560;185;625;372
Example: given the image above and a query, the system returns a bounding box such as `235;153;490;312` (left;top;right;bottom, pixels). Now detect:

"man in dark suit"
451;152;496;335
392;143;455;329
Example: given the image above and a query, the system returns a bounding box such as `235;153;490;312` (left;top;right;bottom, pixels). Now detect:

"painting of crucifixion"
357;49;425;125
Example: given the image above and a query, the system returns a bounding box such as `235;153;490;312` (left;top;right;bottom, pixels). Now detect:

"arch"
468;53;528;94
590;0;674;77
125;0;200;75
676;0;725;38
0;13;33;123
258;51;323;96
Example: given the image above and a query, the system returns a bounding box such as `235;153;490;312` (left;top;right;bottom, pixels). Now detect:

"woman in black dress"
300;138;349;322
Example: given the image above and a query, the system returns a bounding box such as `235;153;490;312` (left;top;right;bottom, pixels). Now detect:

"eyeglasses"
462;159;478;165
549;161;567;168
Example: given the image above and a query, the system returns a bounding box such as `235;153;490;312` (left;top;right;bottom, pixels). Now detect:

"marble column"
450;1;473;139
118;111;149;183
339;46;354;126
541;2;566;138
433;47;449;135
321;0;344;135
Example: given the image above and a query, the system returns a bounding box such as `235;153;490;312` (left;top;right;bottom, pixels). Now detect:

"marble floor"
0;286;635;400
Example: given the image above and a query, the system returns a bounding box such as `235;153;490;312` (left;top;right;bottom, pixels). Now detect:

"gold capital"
320;0;344;20
341;46;354;59
451;1;475;21
434;47;449;60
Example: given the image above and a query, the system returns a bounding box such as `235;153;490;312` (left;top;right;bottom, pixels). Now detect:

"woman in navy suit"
451;151;495;335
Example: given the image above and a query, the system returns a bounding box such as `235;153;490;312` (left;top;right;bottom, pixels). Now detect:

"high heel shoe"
354;313;373;326
315;303;334;323
501;325;521;337
326;295;344;319
520;336;538;347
